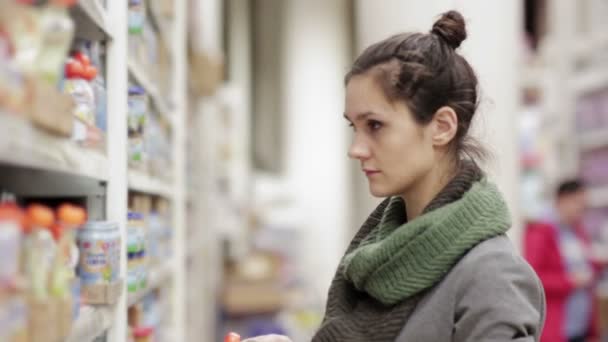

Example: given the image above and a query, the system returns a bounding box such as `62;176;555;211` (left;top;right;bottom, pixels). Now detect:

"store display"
127;211;145;293
128;287;172;342
0;0;185;340
128;0;146;35
128;86;148;169
0;195;98;341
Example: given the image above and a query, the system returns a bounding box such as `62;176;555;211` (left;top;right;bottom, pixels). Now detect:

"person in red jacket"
525;179;595;342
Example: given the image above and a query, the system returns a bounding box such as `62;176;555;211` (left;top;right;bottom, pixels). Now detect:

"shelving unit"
66;305;116;342
70;1;112;41
0;113;109;181
519;0;608;197
0;0;187;341
128;170;174;198
127;59;172;117
127;258;175;307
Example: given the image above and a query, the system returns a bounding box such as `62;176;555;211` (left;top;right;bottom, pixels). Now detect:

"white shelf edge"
127;259;174;307
186;233;204;258
589;186;608;209
572;30;608;61
128;169;173;197
127;59;172;117
0;113;109;181
579;129;608;151
521;63;543;90
66;304;116;342
571;67;608;95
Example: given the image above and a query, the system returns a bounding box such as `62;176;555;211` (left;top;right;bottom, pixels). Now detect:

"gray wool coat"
396;235;546;341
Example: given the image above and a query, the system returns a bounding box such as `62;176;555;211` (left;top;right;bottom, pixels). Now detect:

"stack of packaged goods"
127;85;172;180
128;194;173;294
127;0;171;97
128;288;172;342
126;194;173;342
0;194;120;341
0;1;107;149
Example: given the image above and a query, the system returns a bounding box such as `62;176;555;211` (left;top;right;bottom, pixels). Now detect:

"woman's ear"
431;106;458;147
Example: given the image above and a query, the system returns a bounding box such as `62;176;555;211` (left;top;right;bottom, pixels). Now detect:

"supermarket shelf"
148;1;173;46
66;304;115;342
589;186;608;208
579;129;608;151
521;63;543;90
128;169;174;197
127;259;174;307
187;233;204;258
70;0;112;41
571;66;608;95
572;30;608;61
127;59;172;117
0;113;109;181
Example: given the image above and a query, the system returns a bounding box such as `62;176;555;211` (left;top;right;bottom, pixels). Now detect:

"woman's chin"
369;184;394;198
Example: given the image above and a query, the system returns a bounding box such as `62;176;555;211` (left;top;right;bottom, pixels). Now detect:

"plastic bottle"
36;0;77;86
50;204;86;298
24;204;56;299
0;193;24;289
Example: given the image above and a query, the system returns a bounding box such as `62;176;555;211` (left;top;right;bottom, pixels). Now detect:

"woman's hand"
242;334;292;342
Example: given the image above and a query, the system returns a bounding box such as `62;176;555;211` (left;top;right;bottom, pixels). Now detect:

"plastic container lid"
52;0;78;6
81;221;118;231
128;86;146;96
58;204;87;226
26;204;55;230
0;201;25;226
133;326;153;338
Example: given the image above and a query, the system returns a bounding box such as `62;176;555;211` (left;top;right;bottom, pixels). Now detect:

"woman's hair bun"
431;10;467;49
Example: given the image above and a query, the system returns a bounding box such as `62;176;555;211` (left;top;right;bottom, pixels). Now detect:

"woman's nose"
348;137;370;160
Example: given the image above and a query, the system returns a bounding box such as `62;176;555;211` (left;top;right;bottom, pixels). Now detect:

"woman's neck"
400;160;457;220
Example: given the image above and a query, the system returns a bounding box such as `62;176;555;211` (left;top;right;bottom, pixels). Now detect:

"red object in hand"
225;332;241;342
83;65;98;80
73;51;91;66
65;58;84;79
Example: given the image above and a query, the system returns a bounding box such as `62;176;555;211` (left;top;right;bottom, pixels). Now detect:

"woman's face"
344;73;436;198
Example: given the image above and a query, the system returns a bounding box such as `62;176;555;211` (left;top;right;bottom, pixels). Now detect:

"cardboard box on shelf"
188;51;224;97
221;279;286;317
27;297;59;342
27;78;74;137
81;280;124;305
55;296;74;340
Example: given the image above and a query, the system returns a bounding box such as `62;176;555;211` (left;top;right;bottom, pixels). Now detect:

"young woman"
246;10;546;342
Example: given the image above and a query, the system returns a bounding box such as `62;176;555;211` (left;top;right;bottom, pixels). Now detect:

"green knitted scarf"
341;178;511;306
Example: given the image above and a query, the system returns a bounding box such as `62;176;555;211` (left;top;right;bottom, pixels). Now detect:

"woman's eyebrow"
343;111;375;121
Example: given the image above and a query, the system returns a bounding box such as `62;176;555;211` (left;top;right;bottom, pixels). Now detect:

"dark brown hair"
345;10;486;162
556;179;586;198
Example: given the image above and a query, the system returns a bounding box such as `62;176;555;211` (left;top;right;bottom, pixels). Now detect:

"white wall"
354;0;524;246
280;0;352;298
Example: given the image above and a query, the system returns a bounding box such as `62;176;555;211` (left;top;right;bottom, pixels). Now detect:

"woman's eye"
368;120;382;131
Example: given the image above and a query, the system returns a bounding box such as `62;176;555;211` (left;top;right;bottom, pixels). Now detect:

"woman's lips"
364;169;380;177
